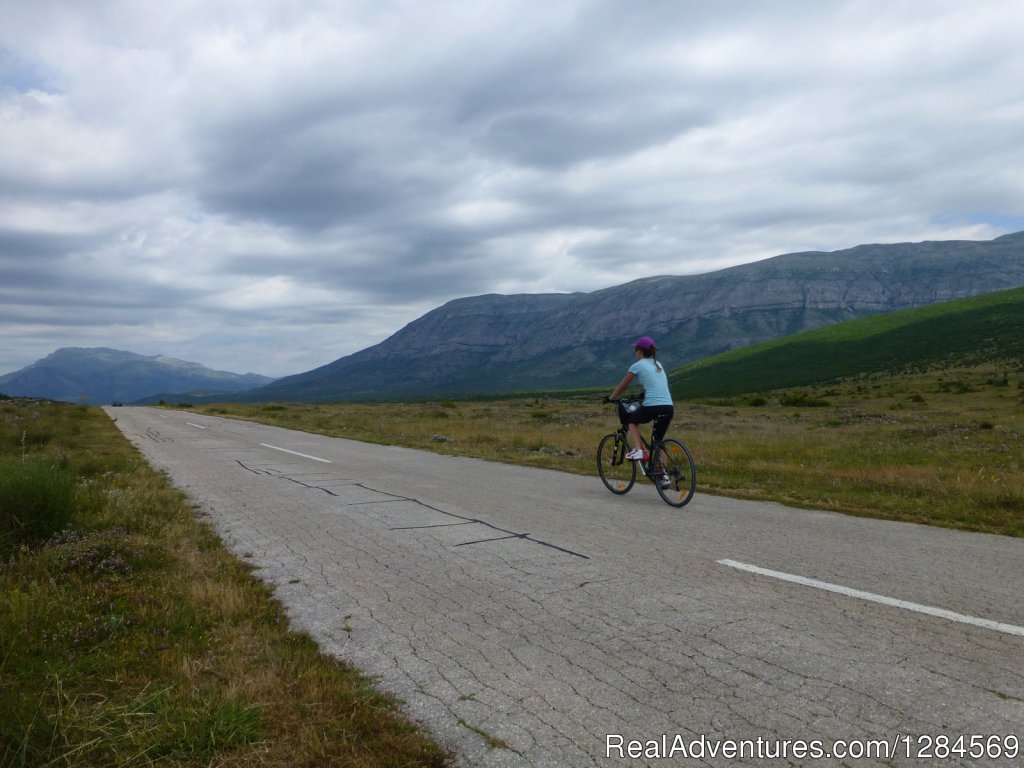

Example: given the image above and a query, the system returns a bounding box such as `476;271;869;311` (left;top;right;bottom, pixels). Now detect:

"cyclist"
604;336;675;480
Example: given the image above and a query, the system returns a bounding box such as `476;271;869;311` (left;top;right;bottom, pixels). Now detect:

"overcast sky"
2;1;1023;378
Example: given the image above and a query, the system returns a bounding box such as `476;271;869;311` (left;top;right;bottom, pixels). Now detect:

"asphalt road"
107;406;1024;767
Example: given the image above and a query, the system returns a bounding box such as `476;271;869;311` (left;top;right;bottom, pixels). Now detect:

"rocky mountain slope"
226;231;1024;402
0;348;274;404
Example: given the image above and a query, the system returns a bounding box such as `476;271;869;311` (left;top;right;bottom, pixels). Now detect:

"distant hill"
671;286;1024;398
214;231;1024;402
0;348;275;405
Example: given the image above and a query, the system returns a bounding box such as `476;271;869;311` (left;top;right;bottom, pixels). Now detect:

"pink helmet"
633;336;656;351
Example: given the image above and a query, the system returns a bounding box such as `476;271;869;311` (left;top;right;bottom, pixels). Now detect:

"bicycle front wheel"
597;433;635;494
653;439;697;507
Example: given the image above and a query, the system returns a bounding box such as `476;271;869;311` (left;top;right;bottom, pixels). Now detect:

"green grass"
0;458;76;553
671;286;1024;397
0;399;450;768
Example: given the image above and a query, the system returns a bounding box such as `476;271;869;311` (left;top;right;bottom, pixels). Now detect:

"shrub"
0;458;76;553
939;380;974;394
779;392;831;407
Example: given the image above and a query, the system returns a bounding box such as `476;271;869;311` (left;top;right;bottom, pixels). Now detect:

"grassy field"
671;285;1024;397
0;397;450;767
191;361;1024;537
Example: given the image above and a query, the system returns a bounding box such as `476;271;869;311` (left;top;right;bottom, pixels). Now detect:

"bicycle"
597;398;697;507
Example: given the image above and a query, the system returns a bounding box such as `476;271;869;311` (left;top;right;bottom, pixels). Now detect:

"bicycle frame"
613;423;667;477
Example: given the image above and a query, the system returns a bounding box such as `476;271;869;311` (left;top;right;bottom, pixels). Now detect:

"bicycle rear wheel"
653;439;697;507
597;433;635;494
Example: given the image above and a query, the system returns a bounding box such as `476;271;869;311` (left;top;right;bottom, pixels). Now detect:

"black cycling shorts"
626;404;674;443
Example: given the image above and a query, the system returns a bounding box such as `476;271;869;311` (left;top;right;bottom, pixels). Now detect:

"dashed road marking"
260;443;332;464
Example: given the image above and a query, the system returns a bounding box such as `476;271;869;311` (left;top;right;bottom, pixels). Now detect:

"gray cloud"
1;0;1023;377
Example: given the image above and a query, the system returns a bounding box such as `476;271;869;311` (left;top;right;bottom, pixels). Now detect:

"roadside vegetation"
0;396;450;767
192;360;1024;537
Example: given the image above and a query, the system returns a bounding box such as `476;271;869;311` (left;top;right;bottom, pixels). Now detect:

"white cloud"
2;0;1023;377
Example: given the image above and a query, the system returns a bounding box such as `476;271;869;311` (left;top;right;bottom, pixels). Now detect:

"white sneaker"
625;448;647;461
659;474;672;489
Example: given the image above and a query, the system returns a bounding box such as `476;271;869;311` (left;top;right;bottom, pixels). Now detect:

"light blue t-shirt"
628;357;673;406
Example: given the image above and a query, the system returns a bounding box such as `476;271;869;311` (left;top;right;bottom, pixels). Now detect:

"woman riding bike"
604;336;674;481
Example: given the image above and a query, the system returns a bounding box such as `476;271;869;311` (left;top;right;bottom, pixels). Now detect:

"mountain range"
215;231;1024;402
5;232;1024;405
0;348;274;405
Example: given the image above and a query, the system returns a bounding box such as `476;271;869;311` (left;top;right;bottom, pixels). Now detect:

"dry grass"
1;398;451;767
193;362;1023;537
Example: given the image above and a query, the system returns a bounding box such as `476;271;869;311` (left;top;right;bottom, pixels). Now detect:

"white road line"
718;559;1024;638
260;443;332;464
186;422;207;429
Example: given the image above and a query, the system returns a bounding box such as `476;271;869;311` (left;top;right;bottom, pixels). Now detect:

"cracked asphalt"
107;407;1024;767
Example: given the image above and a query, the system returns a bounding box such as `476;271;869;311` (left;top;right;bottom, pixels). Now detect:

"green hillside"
670;286;1024;398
